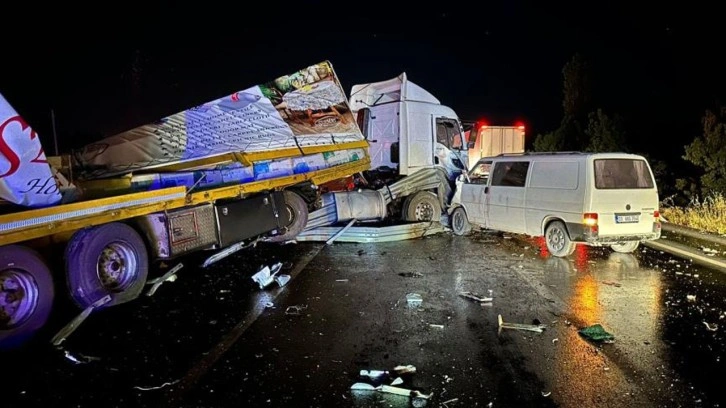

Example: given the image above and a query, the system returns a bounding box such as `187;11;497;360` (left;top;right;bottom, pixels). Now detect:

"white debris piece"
251;262;283;289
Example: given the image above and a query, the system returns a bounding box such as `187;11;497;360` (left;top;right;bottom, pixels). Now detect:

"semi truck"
0;61;371;349
297;72;472;241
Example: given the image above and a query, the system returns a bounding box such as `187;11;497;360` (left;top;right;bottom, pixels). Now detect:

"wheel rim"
547;226;565;253
97;242;138;292
0;269;39;329
414;201;435;221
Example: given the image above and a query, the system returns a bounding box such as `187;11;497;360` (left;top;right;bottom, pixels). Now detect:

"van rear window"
594;159;654;189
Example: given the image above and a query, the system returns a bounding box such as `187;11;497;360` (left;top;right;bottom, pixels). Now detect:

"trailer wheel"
451;207;471;236
403;191;441;222
65;223;148;309
0;245;54;350
611;241;639;253
545;221;576;257
268;191;309;243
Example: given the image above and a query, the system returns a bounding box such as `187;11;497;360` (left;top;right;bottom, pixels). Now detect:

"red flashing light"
514;121;526;131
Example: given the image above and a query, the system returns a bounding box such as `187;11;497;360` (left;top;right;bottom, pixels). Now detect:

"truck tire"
402;191;441;222
451;207;471;236
268;191;309;243
545;221;576;257
610;241;639;253
0;245;55;350
65;223;148;309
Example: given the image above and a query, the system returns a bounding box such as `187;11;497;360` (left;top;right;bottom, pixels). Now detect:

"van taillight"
654;210;660;221
583;213;598;226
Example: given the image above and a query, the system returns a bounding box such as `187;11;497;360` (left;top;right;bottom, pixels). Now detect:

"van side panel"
524;160;585;236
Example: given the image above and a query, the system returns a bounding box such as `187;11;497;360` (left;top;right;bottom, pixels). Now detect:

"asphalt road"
4;230;726;408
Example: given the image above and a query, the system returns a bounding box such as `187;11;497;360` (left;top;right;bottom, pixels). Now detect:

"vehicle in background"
449;152;661;257
462;121;525;165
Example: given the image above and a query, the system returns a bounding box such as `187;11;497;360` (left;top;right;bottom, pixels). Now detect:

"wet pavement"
3;230;726;407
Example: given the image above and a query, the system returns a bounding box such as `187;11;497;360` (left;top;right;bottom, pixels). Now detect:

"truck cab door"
434;118;469;181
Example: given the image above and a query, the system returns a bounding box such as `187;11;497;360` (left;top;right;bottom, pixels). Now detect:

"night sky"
2;2;724;170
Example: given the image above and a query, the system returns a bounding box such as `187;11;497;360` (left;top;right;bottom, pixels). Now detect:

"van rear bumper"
567;223;661;244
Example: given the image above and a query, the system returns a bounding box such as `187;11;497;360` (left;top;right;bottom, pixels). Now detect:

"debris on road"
704;322;718;331
51;294;112;346
406;293;423;308
578;324;615;343
285;305;308;316
146;263;184;296
460;291;493;303
336;279;349;282
251;262;283;289
399;272;424;278
497;314;547;333
393;365;417;374
429;324;445;329
350;383;433;401
360;369;389;382
391;377;404;386
686;294;697;302
133;379;180;391
601;280;622;287
542;391;551;397
275;274;291;287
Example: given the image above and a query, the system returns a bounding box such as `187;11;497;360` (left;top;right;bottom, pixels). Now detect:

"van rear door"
589;158;659;236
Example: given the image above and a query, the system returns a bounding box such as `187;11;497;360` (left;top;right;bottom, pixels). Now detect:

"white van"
449;152;662;257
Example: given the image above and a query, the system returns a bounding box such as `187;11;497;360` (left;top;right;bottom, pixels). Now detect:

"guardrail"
643;223;726;273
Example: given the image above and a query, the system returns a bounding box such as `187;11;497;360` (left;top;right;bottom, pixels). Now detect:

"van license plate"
615;214;639;223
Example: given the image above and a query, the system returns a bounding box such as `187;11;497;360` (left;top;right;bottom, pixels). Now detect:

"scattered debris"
578;324;615;343
146;263;184;296
285;305;308;316
133;379;180;391
552;338;559;344
251;262;283;289
601;280;622;287
350;383;433;401
542;391;551;397
265;302;274;308
460;291;493;303
686;294;697;302
406;293;423;308
399;272;424;278
704;322;718;331
391;377;404;386
336;279;349;282
51;295;112;346
393;365;417;374
429;324;445;329
275;274;291;287
442;397;459;407
498;314;547;333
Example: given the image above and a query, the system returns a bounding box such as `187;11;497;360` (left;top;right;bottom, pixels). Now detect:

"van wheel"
65;223;148;309
545;221;576;257
611;241;639;253
403;191;441;222
0;245;55;350
451;207;471;236
268;191;309;243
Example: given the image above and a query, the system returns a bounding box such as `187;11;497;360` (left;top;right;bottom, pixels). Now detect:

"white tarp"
76;61;364;178
0;93;61;207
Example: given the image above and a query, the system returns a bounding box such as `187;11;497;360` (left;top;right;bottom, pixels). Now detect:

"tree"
584;109;627;153
562;53;592;122
682;107;726;195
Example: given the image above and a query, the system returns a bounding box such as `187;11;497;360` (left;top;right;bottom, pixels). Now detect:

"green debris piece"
578;324;615;342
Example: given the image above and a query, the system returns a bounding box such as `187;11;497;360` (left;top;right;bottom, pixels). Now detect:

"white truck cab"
450;152;662;257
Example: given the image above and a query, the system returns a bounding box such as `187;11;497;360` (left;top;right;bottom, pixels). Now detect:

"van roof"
481;151;647;160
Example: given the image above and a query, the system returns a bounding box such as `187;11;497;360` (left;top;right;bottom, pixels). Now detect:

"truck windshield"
594;159;654;189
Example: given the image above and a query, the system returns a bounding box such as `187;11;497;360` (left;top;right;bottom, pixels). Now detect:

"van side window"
594;159;654;189
491;161;530;187
469;161;491;184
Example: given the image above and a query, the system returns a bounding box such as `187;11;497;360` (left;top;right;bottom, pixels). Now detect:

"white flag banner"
0;93;61;207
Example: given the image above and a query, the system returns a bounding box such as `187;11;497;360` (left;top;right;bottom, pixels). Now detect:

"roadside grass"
661;193;726;235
